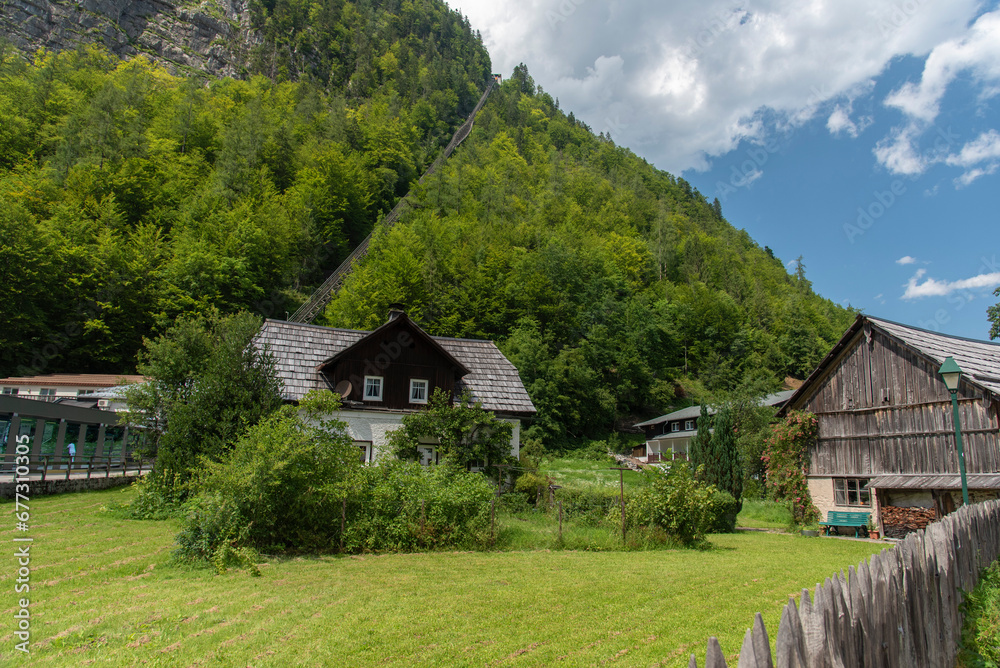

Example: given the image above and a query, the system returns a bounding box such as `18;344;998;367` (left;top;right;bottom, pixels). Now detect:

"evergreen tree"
688;404;713;470
704;404;742;505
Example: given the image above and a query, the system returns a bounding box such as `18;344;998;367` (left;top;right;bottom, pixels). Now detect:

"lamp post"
937;356;969;506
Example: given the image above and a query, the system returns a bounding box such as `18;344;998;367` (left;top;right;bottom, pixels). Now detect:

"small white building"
0;374;145;408
633;390;795;463
255;310;536;465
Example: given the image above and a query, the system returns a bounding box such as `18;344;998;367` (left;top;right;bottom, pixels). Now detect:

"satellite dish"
334;380;352;398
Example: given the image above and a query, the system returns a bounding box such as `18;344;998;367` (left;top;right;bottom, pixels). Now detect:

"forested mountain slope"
0;0;853;442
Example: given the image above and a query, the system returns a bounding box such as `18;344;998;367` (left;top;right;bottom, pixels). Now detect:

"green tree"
388;387;514;471
989;288;999;340
688;404;713;470
702;404;742;516
124;310;283;497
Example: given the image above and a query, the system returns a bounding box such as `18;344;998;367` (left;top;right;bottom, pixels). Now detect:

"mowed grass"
1;487;889;667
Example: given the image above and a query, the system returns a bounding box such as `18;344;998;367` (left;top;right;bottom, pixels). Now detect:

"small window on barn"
671;422;680;432
409;379;428;404
363;376;383;401
834;478;871;507
684;419;694;431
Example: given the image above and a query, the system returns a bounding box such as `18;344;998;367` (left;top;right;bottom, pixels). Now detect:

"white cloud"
453;0;982;173
954;164;999;187
896;255;917;265
876;10;1000;177
873;126;928;175
902;268;1000;299
944;130;1000;185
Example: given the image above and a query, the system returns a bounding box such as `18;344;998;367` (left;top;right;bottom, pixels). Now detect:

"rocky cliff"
0;0;260;77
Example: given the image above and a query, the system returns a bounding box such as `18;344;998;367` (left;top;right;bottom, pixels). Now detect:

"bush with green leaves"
555;485;624;526
958;560;1000;667
344;460;494;552
174;392;358;565
620;462;716;546
388;388;514;471
705;489;740;533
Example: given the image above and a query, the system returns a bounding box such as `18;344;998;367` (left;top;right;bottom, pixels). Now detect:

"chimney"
387;303;406;322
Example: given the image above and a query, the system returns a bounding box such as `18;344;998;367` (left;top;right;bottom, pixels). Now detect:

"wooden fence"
689;499;1000;667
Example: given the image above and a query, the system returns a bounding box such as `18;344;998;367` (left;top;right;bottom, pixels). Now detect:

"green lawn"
1;487;890;667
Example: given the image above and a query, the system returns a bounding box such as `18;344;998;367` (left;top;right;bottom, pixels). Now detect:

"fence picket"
687;501;1000;668
705;636;727;668
751;612;773;668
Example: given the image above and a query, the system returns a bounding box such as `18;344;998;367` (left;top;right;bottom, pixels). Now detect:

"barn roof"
255;319;536;416
782;314;1000;414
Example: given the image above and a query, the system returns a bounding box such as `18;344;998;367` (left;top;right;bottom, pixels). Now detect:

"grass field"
1;486;890;667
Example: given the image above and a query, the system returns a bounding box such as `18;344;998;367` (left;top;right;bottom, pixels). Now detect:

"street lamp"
938;356;969;506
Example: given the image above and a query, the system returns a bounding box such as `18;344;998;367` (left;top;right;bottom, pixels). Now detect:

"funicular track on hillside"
288;76;501;324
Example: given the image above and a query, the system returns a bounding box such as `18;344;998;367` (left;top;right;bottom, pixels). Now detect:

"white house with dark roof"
633;390;795;463
780;315;1000;537
255;310;536;465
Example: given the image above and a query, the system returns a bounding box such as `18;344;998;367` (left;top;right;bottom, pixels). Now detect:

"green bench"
819;511;871;538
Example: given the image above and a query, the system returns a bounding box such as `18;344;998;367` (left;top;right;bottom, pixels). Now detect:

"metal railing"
0;454;152;481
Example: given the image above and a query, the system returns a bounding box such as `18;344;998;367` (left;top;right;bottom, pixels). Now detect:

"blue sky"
454;0;1000;339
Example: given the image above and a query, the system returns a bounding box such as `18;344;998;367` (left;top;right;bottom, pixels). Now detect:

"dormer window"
409;379;428;404
671;422;680;432
363;376;383;401
685;419;694;431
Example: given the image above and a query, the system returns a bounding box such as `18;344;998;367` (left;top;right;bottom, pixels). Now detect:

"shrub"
958;560;1000;667
555;485;623;526
174;392;357;565
344;461;494;552
763;411;820;525
619;462;715;546
106;473;187;520
515;470;550;505
705;489;740;533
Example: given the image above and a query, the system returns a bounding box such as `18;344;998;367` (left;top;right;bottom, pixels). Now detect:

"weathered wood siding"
323;320;462;411
801;329;1000;476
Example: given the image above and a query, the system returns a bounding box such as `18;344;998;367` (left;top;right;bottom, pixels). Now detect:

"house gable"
317;315;469;410
784;315;1000;478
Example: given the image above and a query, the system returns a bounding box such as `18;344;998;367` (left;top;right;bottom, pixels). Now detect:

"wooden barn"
254;309;536;466
780;315;1000;537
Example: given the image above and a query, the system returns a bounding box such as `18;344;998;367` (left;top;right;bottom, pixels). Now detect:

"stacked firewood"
881;505;937;538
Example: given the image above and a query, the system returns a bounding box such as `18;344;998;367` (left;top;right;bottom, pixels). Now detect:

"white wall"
332;409;521;463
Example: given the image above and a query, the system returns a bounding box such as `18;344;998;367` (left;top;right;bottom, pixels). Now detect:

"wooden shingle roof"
782;314;1000;414
255;320;536;416
869;316;1000;397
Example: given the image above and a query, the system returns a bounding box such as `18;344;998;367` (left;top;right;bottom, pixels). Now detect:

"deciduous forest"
0;0;854;443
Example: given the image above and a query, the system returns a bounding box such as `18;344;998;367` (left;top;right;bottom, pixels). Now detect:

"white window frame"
363;376;383;401
1;387;18;395
39;388;57;401
355;441;372;464
409;379;429;404
684;419;694;431
671;422;680;432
